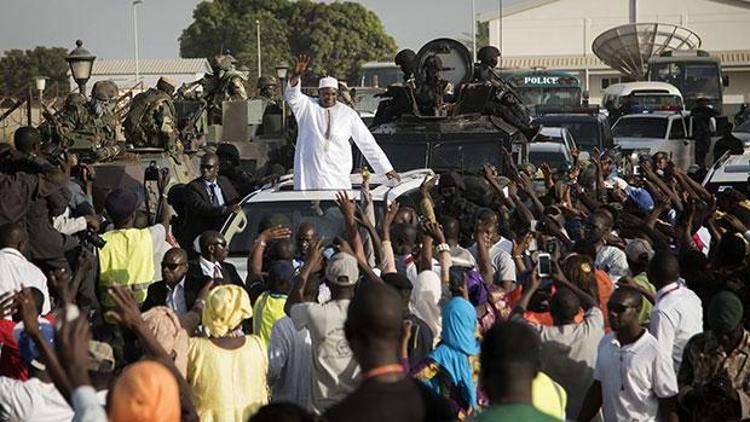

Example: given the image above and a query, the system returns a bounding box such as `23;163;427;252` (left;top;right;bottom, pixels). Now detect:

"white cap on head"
318;76;338;90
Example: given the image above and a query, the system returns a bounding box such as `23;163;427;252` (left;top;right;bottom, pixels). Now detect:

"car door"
668;117;693;168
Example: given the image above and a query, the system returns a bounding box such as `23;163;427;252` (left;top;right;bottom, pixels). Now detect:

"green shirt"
633;272;657;325
476;403;560;421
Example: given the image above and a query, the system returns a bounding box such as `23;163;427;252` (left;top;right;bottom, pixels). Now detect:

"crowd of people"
3;56;750;422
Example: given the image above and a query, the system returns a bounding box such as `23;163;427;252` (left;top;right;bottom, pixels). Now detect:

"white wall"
488;0;750;56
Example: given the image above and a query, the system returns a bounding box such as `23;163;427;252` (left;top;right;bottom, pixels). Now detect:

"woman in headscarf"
410;270;443;342
142;306;189;377
186;285;268;421
109;360;181;422
411;296;481;420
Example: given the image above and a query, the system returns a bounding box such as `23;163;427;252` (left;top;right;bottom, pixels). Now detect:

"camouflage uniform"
123;77;178;153
678;330;750;421
204;55;249;124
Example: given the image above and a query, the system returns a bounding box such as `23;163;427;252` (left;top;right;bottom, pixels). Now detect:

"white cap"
604;176;629;191
318;76;338;90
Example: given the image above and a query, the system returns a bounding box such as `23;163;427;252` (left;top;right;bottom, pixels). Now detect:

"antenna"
592;23;701;80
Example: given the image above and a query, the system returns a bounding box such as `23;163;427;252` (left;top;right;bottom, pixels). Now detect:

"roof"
499;49;750;72
91;58;211;76
478;0;560;21
540;127;566;137
704;153;750;184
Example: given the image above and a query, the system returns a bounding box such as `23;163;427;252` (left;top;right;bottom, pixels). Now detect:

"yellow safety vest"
98;227;155;307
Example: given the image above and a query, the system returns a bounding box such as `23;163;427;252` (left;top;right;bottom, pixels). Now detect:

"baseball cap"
325;253;359;286
625;239;655;264
14;320;55;371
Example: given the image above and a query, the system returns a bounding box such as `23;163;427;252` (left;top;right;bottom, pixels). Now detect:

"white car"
220;168;434;280
612;112;694;168
528;141;574;172
539;126;579;156
702;152;750;195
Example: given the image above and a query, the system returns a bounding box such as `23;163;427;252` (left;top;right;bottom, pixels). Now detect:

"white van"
602;82;684;113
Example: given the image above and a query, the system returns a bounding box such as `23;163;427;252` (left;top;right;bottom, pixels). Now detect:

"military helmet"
64;92;86;108
210;55;234;72
478;46;501;63
91;80;119;101
395;49;417;66
257;75;278;89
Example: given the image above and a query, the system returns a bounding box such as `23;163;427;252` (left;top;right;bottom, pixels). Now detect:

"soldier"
204;55;249;124
395;48;418;89
256;75;279;102
690;97;720;168
473;46;539;141
416;55;454;116
123;76;179;155
372;49;421;124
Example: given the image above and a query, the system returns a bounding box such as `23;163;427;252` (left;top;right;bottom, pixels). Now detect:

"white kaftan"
285;81;393;190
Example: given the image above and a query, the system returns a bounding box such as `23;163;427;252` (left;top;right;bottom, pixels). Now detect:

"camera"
43;143;67;168
80;229;107;249
144;161;160;181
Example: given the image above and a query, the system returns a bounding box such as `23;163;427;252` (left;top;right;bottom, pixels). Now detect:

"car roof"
536;114;603;122
616;113;679;121
603;82;682;97
705;154;750;183
540;127;566;137
529;142;567;152
242;168;434;204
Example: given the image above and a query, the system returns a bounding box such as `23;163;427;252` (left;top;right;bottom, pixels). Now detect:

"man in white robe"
285;55;400;190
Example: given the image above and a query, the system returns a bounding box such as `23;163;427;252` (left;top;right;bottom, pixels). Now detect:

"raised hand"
105;286;143;329
383;201;400;229
292;55;311;78
157;167;171;193
259;226;293;243
422;221;446;244
335;191;357;219
305;238;325;271
18;289;40;335
420;175;439;196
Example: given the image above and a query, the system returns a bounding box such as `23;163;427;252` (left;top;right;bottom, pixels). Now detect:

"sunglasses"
209;241;227;248
162;262;184;270
608;303;634;314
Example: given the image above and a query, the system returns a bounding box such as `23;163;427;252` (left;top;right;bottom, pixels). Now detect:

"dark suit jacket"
180;176;239;249
142;281;173;312
184;259;243;309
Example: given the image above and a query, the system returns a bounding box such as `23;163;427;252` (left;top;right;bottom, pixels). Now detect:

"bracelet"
255;239;267;247
436;243;450;253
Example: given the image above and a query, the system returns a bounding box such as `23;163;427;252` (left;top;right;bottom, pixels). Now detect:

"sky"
0;0;513;59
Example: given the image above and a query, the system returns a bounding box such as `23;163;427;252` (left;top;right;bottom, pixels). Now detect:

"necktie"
325;109;332;140
209;183;220;206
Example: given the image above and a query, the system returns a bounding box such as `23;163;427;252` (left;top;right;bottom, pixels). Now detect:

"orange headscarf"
109;361;180;422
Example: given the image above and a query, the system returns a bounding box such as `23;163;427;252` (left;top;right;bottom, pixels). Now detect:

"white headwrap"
318;76;338;90
410;270;443;343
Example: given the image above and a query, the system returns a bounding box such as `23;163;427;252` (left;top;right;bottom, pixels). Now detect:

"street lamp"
275;62;289;80
133;0;143;86
34;76;47;103
65;40;96;97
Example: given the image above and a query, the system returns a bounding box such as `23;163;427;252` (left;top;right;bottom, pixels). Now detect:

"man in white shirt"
584;211;628;282
648;251;703;372
285;250;360;414
285;54;399;190
579;287;678;422
0;224;50;314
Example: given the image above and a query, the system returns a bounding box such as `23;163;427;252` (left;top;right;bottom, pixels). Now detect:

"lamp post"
256;20;262;79
275;62;289;131
133;0;143;86
65;40;96;98
34;76;47;104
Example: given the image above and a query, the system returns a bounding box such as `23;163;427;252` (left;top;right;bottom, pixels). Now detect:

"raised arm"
285;239;324;316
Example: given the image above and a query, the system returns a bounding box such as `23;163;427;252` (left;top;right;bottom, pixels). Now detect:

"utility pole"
471;0;477;63
133;0;143;86
256;20;262;78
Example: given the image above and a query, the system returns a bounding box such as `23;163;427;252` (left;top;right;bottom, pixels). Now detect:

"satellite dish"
592;23;702;80
416;38;474;89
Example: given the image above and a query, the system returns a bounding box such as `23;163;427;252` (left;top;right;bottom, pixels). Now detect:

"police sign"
524;76;560;85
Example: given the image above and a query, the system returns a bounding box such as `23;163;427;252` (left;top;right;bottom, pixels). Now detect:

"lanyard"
361;364;404;381
657;284;680;302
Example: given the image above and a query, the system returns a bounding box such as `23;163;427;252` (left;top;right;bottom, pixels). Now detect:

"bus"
647;50;726;114
359;62;401;88
504;70;582;111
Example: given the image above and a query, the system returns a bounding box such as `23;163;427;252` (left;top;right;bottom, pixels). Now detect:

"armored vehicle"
359;38;528;175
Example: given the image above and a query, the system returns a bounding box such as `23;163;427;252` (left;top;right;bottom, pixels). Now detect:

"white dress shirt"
165;277;188;315
594;331;678;422
649;281;704;372
285;81;393;190
0;377;74;422
0;248;51;315
203;179;226;206
199;256;223;279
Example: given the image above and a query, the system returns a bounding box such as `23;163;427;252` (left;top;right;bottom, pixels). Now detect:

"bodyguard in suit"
142;247;190;314
180;152;241;254
185;230;243;309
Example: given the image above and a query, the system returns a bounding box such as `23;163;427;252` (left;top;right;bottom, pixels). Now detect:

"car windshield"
612;118;668;139
538;118;599;146
528;149;567;170
227;200;386;255
735;120;750;133
517;87;581;107
354;91;384;115
634;94;683;109
651;62;721;99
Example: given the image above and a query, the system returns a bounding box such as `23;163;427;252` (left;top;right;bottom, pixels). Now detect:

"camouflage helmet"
210;55;235;72
91;80;119;101
257;75;278;89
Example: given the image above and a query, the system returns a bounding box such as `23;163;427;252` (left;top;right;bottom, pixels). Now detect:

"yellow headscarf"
109;361;180;422
202;285;252;337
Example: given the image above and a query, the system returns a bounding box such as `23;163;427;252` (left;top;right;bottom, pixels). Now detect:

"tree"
0;47;70;97
179;0;397;86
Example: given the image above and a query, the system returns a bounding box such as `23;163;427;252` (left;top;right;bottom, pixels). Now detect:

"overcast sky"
0;0;513;59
